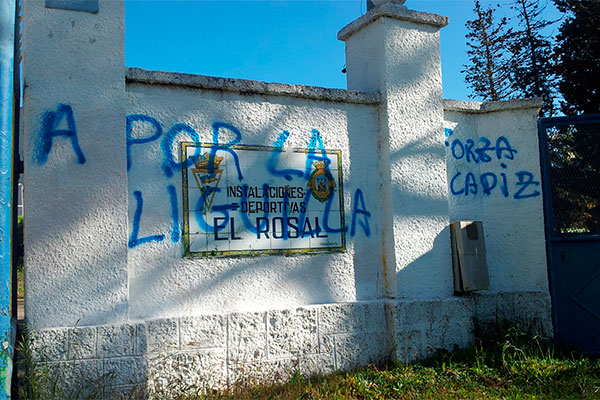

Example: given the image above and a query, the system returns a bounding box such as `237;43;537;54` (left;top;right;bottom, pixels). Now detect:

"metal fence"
539;115;600;236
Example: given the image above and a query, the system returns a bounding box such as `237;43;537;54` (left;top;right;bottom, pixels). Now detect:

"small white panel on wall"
181;143;346;257
450;220;489;293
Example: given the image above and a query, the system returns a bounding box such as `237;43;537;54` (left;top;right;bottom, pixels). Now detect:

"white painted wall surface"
23;0;129;328
21;0;549;336
20;2;553;391
125;79;383;319
340;5;453;300
444;100;549;293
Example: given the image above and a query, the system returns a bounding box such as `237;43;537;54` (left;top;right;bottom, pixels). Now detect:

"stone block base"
25;291;551;398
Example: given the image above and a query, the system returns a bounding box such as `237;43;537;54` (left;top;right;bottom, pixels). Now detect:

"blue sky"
125;0;563;101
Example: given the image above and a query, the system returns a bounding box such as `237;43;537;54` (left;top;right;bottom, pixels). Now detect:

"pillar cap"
338;3;448;41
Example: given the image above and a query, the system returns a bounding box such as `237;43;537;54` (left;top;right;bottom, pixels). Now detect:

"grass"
15;321;600;399
195;326;600;400
16;327;106;400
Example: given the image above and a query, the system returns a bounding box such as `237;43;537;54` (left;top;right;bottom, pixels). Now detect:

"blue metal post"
0;0;16;397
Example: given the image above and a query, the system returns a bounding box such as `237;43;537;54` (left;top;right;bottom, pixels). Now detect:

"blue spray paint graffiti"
167;184;180;243
238;183;270;235
126;114;162;171
448;136;518;163
35;108;374;248
161;123;201;178
323;191;348;234
514;171;541;199
209;121;244;180
304;129;331;179
350;189;371;237
128;190;165;248
266;130;304;181
444;128;453;147
127;115;204;177
124;115;373;249
202;126;369;241
35;104;86;165
446;134;540;200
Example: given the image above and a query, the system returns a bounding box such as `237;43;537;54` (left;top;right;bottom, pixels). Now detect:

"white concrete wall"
20;1;553;394
444;99;549;294
125;71;384;320
340;5;453;300
22;0;129;328
22;0;550;329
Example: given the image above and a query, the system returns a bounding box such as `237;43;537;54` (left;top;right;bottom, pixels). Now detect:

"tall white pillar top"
338;3;448;41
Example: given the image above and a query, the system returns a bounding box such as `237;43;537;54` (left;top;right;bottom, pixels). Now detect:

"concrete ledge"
126;67;381;105
338;4;449;41
443;98;543;114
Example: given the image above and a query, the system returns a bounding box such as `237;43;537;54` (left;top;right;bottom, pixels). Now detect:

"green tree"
553;0;600;115
547;1;600;233
509;0;556;117
463;0;515;101
546;121;600;233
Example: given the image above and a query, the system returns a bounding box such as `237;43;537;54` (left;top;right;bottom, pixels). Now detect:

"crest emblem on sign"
191;152;224;213
307;160;336;203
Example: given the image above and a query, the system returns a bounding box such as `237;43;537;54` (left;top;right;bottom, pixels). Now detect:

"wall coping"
126;68;381;105
29;292;551;331
126;68;542;114
337;4;449;41
443;98;543;114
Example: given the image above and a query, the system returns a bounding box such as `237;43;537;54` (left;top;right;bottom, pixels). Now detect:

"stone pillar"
23;0;128;327
339;4;453;300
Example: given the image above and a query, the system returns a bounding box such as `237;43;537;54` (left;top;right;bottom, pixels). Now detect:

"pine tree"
463;0;515;101
553;0;600;115
508;0;556;117
548;0;600;233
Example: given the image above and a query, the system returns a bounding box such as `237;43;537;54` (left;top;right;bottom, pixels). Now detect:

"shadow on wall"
27;50;457;325
346;104;384;301
344;22;453;297
395;226;452;299
125;95;367;318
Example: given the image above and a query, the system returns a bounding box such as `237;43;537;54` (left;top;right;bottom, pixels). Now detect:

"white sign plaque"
182;143;346;257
